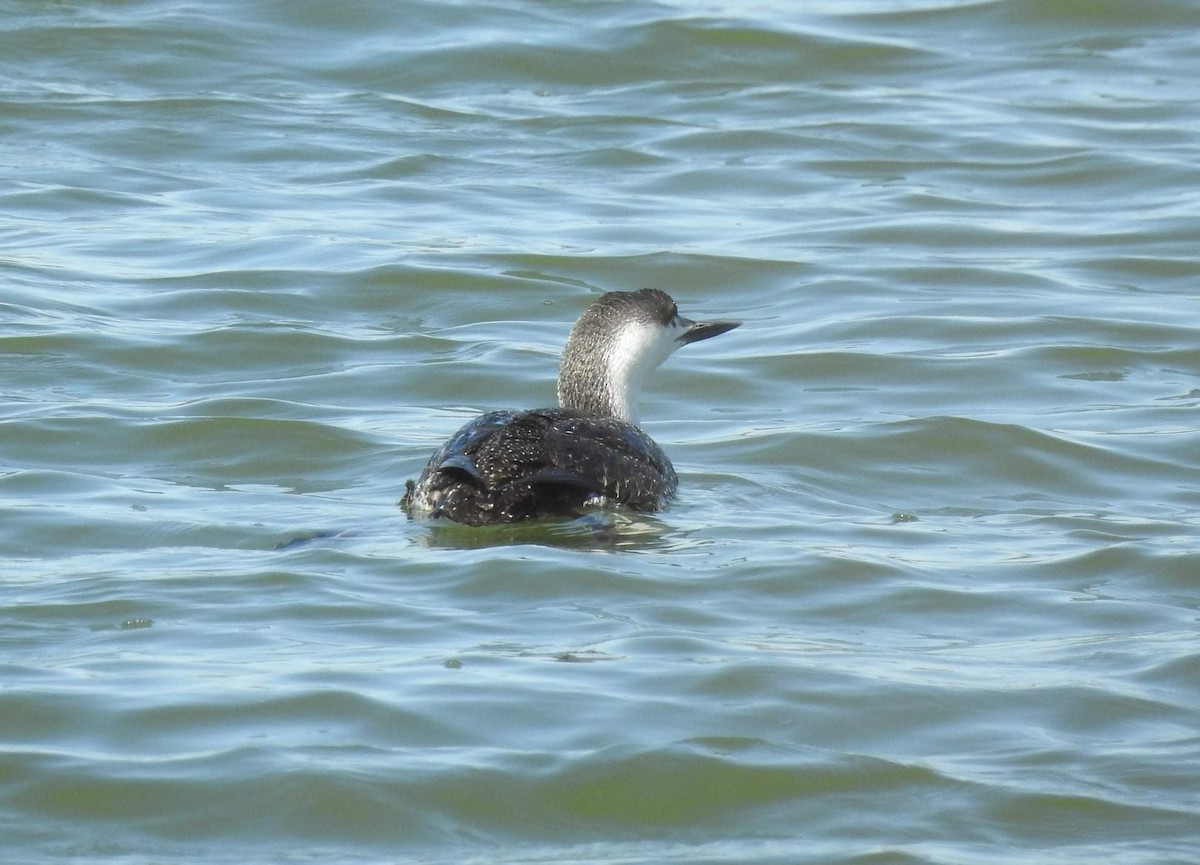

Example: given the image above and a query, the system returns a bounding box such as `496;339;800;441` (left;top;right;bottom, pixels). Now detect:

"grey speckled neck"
557;289;677;423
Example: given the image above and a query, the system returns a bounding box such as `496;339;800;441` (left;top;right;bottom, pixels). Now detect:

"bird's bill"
677;318;741;345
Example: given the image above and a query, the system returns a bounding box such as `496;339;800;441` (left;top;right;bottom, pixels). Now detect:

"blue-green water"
3;1;1199;863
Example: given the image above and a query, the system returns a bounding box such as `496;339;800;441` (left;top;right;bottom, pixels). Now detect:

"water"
3;1;1199;862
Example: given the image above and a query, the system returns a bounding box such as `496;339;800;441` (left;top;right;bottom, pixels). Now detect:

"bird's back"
402;408;678;525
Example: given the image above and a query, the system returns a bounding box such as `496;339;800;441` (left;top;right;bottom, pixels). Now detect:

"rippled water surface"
3;1;1199;863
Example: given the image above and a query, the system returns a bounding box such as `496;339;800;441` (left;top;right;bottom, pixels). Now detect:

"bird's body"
402;288;738;526
401;407;675;526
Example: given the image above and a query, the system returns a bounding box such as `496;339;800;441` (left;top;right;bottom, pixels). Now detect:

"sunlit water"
3;1;1199;863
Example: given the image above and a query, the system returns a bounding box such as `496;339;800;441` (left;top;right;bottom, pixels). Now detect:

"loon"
401;288;740;526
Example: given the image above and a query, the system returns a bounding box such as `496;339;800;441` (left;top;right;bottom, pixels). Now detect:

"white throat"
604;321;681;424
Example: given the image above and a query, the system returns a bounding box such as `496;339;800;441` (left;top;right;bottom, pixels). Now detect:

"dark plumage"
401;408;675;526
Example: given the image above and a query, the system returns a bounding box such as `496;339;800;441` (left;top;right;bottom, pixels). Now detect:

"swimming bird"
401;288;740;526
